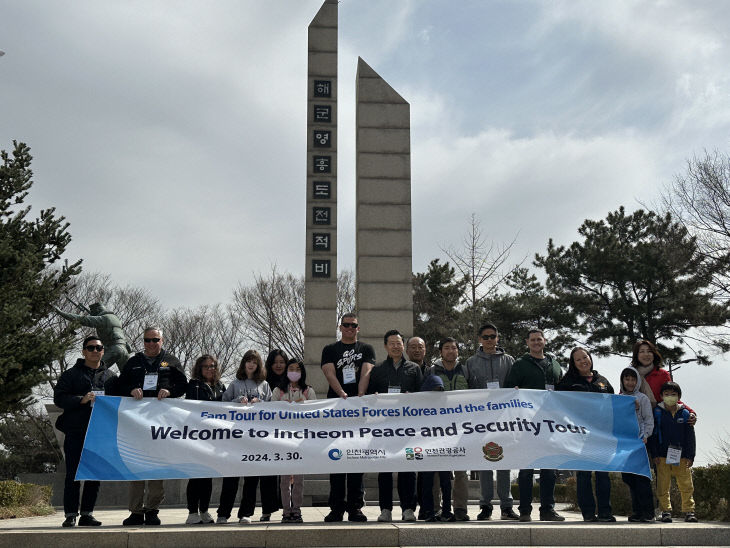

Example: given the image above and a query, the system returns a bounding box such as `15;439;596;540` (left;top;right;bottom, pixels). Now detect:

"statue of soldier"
55;302;132;371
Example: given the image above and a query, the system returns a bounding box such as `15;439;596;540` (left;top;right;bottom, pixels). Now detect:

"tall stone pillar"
355;58;413;354
304;0;338;395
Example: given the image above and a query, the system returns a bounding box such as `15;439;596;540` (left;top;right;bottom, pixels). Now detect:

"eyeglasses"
481;334;497;340
85;345;104;352
341;322;358;329
144;338;161;343
202;365;217;370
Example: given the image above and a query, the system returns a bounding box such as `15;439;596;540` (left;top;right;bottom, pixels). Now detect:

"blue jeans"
518;468;555;515
576;471;611;518
479;469;514;510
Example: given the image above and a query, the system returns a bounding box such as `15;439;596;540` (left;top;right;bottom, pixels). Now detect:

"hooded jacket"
620;366;653;441
420;374;445;391
465;347;514;389
428;359;470;391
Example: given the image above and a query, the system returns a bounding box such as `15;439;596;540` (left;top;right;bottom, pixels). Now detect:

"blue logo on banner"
328;448;342;461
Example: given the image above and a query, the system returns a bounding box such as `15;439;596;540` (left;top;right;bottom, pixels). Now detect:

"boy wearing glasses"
54;335;117;527
321;313;375;522
118;327;187;526
465;323;519;521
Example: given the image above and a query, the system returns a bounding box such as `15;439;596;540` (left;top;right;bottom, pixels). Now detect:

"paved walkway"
2;504;728;547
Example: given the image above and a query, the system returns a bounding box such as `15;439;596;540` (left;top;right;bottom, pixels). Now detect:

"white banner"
77;389;651;480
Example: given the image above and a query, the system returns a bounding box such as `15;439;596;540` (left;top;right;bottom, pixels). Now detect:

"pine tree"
0;141;81;412
412;259;467;361
535;207;730;363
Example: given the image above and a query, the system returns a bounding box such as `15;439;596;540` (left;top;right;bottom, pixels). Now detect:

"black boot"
145;509;161;525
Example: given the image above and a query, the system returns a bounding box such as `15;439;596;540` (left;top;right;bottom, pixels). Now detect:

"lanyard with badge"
666;444;683;465
540;357;555;391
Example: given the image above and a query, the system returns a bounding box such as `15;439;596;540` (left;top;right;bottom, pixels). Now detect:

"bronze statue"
54;302;132;371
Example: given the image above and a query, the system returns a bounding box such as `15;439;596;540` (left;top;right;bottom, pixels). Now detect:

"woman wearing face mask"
557;347;616;522
271;359;316;523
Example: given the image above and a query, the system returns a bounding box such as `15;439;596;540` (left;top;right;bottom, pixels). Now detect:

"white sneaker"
200;512;214;524
239;516;252;524
402;509;416;522
215;516;228;524
186;513;202;525
377;509;392;522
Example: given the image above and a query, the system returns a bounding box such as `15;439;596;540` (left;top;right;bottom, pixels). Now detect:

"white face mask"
662;395;679;406
287;371;301;382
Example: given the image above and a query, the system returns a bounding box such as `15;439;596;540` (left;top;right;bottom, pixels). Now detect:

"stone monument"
304;0;338;394
355;58;413;351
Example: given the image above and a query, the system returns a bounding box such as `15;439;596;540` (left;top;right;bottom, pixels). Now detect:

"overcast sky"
2;0;729;464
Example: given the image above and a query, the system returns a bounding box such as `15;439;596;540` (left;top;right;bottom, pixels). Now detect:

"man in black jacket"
118;326;187;526
369;329;423;522
53;335;117;527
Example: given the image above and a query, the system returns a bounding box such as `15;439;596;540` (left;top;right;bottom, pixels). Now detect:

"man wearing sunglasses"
465;323;519;522
321;312;375;523
54;335;117;527
118;327;187;526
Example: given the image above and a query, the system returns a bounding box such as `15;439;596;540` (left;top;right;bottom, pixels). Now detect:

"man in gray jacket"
465;323;519;521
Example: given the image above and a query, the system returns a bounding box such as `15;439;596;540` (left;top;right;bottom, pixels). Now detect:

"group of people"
53;315;698;528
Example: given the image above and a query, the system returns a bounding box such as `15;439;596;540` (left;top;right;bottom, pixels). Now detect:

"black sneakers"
476;506;492;520
539;510;565;522
62;515;76;527
348;509;368;522
144;510;161;525
78;514;102;526
122;512;145;526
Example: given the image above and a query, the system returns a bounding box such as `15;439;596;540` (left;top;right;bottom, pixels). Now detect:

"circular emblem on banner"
328;448;342;461
482;441;504;462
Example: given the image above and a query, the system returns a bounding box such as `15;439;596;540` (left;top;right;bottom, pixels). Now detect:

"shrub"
0;481;52;507
692;463;730;521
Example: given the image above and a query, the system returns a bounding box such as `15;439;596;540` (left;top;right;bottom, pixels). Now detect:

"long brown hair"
191;354;220;383
236;349;265;382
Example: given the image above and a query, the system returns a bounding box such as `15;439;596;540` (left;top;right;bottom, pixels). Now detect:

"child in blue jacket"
648;381;697;523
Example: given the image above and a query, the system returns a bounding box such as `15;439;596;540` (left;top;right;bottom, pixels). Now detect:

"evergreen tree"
412;259;467;361
484;267;574;361
0;141;81;412
535;207;730;363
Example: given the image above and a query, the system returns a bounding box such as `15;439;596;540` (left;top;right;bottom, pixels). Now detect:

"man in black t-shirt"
321;313;375;522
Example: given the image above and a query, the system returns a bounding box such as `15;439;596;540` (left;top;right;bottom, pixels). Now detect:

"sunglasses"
481;334;497;340
202;365;218;370
341;322;358;329
85;345;104;352
144;338;161;343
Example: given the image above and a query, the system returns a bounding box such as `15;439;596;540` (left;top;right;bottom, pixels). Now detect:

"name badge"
545;384;554;391
486;381;500;390
90;390;104;407
342;366;356;385
143;374;158;391
388;386;401;394
666;445;682;465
